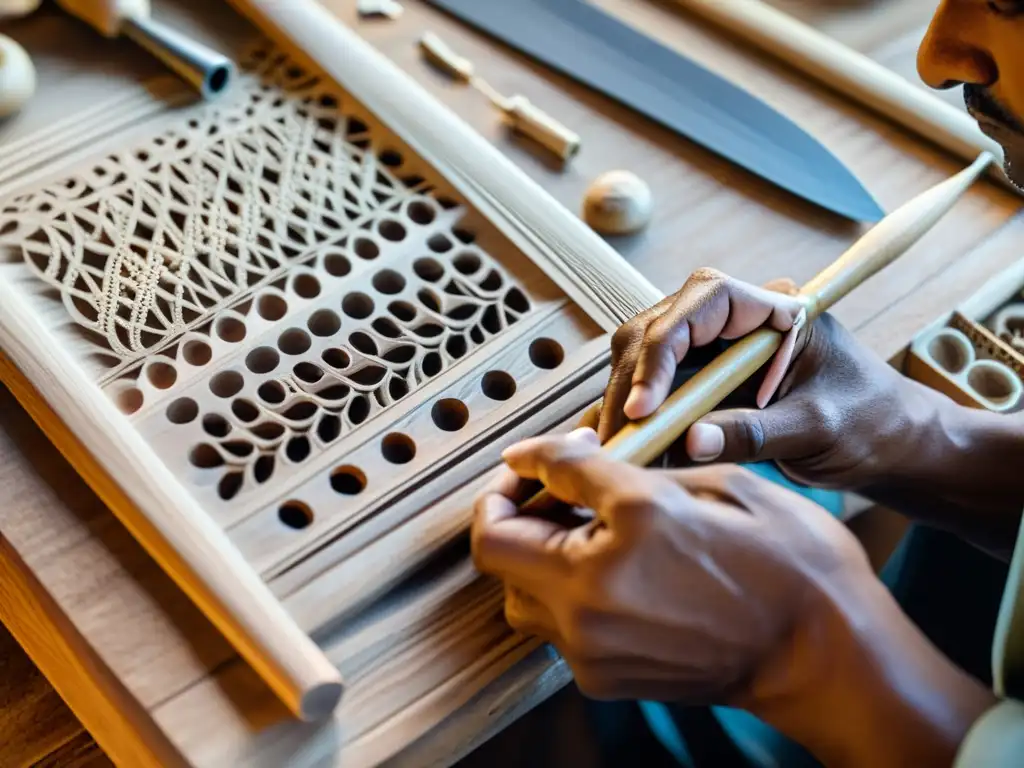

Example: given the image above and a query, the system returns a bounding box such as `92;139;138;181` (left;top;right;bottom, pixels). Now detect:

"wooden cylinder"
0;283;343;723
669;0;1012;192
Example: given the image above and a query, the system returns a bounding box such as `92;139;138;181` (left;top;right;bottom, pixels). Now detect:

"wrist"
739;568;995;768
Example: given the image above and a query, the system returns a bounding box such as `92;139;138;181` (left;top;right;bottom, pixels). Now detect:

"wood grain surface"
1;0;1022;766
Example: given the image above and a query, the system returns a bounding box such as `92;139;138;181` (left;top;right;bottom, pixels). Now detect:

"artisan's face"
918;1;1024;187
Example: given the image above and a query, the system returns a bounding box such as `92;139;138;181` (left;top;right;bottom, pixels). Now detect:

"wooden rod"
0;286;343;722
667;0;1014;193
523;152;993;508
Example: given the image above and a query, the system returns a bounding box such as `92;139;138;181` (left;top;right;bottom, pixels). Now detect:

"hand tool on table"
422;0;884;223
522;152;994;512
56;0;236;99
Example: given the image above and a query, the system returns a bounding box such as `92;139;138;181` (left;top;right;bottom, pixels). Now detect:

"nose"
917;1;998;90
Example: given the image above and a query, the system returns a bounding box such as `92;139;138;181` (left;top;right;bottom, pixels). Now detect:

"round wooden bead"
582;170;652;235
0;34;35;118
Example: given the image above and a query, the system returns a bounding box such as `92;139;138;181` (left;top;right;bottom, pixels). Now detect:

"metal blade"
423;0;884;223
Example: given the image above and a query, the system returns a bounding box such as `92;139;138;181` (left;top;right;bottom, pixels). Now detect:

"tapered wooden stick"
523;152;993;510
667;0;1013;192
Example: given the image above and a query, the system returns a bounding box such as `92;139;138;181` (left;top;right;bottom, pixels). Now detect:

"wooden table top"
1;1;1022;766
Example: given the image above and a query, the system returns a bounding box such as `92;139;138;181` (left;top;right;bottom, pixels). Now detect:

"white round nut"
0;34;35;118
582;170;652;235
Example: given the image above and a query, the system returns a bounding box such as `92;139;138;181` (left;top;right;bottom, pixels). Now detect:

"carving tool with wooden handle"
525;152;994;511
56;0;236;99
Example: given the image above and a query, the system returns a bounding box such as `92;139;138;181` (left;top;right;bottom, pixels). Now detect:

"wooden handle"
523;153;993;508
668;0;1012;191
0;284;343;722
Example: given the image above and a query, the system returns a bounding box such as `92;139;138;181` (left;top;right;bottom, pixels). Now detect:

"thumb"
684;400;816;465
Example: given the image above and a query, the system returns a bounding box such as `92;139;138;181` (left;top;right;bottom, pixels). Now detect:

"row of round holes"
274;337;565;530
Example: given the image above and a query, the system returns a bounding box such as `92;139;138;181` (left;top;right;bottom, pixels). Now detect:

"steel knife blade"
422;0;884;222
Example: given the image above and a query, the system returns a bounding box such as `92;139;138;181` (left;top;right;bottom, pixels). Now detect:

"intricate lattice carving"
0;44;451;376
160;236;531;502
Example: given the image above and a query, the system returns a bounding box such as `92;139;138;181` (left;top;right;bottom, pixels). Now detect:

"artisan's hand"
591;268;935;491
472;430;996;767
472;428;869;704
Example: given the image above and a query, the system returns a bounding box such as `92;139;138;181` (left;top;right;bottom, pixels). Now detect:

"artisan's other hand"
472;430;996;767
472;428;868;704
592;268;933;491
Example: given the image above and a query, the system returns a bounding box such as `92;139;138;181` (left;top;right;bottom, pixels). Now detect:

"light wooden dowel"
523;153;993;508
668;0;1013;192
0;284;343;722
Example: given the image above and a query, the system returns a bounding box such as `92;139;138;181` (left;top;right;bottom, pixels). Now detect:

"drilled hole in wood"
278;501;313;530
292;273;321;299
381;432;416;464
330;465;366;495
215;315;247;343
414;257;444;282
292;362;323;383
374;318;402;338
246;346;280;374
166;397;198;424
254;455;275;484
453;227;476;244
408;200;436;225
307;309;341;337
286;436;311;463
418;289;441;313
505;288;530;314
232;399;260;423
372;269;406;295
146;361;177;389
282;401;317;422
257;380;286;404
482;371;517;401
389;301;417;322
203;413;232;438
324;251;352;277
378;219;406;242
353;237;379;260
189;443;223;468
210;370;244;398
446;335;467;359
453;252;481;275
423;351;442;376
349;395;370;424
529;338;564;370
480;270;503;291
322;347;351;370
389;377;410;400
183;339;213;366
431;398;469;432
428;234;453;253
380;148;402;167
257;293;289;322
343;292;375;319
317;414;342;443
218;472;243;501
278;328;312;355
252;421;285;440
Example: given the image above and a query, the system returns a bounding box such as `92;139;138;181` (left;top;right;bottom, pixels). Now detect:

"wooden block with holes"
904;257;1024;413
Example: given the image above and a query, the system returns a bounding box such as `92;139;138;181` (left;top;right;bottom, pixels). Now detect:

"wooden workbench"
1;0;1023;765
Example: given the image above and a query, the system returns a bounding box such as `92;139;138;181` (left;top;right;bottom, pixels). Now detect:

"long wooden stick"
523;152;993;510
0;285;343;722
667;0;1012;192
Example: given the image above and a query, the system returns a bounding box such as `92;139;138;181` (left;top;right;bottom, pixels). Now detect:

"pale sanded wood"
2;1;1024;766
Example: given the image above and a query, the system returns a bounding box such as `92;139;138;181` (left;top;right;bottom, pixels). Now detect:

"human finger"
503;584;557;641
627;270;805;421
683;396;820;466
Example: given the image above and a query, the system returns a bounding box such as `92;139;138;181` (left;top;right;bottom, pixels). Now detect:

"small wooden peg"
501;95;580;161
419;31;474;81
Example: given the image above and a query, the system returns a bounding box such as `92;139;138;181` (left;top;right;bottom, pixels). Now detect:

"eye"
988;1;1024;17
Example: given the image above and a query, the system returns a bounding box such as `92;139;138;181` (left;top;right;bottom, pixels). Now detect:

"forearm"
745;573;997;768
859;381;1024;559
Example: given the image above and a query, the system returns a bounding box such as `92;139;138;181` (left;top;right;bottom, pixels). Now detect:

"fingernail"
624;385;648;418
688;423;724;462
567;427;599;444
501;441;528;463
